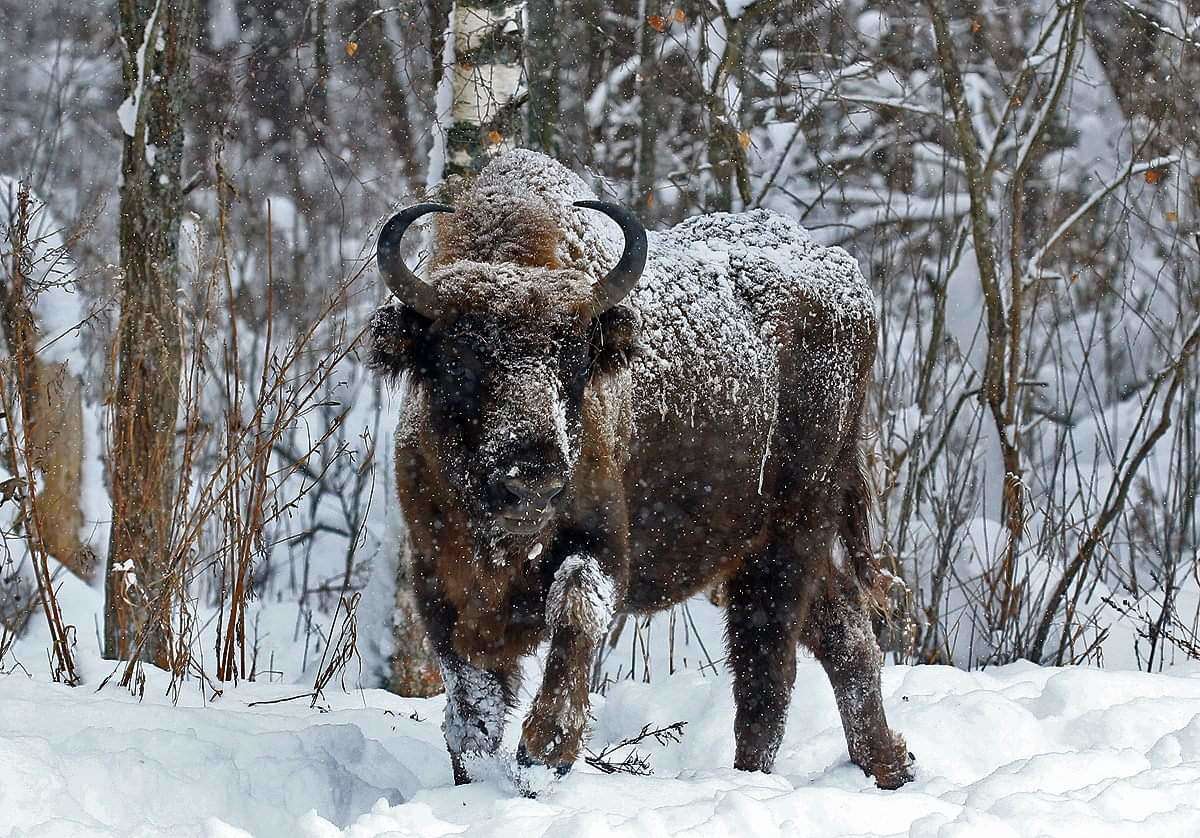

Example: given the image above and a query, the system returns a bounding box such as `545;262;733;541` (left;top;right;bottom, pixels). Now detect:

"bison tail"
838;442;881;593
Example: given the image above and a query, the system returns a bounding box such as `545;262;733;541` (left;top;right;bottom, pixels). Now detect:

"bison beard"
370;149;913;794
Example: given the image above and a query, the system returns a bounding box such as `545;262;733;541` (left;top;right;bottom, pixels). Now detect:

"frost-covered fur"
630;210;873;435
374;149;911;792
545;554;615;640
440;661;513;785
517;554;617;781
433;148;623;279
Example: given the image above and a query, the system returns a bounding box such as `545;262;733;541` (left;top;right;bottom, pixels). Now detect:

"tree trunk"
0;185;90;654
428;0;453;92
443;0;525;177
105;0;196;666
16;360;87;574
390;543;443;697
0;320;88;583
526;0;559;155
559;0;603;167
343;0;422;183
704;10;751;212
633;1;659;213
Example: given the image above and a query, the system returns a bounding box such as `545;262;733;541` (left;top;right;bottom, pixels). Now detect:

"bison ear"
368;303;433;379
593;304;640;373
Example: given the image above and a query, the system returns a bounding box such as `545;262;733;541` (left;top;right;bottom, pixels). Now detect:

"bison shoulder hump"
649;209;876;335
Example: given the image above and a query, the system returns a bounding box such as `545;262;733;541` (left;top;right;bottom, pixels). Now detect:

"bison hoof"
864;741;915;790
847;727;914;790
511;743;572;797
871;754;915;790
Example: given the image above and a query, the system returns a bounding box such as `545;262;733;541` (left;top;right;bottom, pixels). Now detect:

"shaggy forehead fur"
427;261;597;327
431;148;622;284
427;160;603;326
435;193;562;271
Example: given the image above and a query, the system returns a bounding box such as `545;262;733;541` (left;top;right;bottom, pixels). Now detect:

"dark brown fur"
373;152;911;792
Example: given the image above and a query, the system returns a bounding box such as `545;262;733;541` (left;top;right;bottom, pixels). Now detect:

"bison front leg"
440;656;520;785
519;553;615;778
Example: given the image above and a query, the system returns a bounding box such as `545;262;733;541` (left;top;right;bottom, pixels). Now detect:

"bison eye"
434;341;484;397
445;359;476;388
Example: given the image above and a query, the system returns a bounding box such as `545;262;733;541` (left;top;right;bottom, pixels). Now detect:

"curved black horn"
377;202;455;317
574;200;647;311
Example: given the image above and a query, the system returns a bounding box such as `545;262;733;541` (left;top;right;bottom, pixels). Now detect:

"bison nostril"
502;476;565;505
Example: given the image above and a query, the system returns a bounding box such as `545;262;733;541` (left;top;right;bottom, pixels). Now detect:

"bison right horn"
377;202;455;318
574;200;647;312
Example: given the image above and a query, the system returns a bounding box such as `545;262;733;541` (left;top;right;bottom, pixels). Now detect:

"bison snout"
502;475;565;505
489;472;565;535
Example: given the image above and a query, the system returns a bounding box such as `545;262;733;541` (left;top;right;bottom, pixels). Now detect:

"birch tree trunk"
387;0;527;698
443;0;525;177
105;0;196;666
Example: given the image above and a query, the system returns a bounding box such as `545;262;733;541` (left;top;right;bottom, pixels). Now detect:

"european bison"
370;150;911;791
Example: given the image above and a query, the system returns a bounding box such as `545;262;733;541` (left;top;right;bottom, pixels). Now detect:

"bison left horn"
377;202;455;317
574;200;647;312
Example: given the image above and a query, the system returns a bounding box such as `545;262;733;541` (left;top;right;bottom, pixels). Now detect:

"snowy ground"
4;654;1200;837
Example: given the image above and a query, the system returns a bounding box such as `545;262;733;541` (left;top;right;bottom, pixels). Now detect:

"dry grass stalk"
584;721;687;776
104;180;369;694
310;591;362;706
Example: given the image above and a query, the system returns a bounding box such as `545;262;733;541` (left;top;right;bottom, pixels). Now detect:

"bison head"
373;200;645;540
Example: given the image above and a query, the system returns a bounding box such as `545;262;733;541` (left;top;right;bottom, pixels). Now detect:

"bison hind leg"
723;541;806;773
725;468;912;788
803;576;913;789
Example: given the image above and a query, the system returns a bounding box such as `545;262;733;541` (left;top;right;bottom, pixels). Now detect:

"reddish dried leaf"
647;15;667;32
345;41;359;57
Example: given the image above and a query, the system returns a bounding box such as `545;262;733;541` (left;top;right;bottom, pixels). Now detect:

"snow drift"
3;654;1200;837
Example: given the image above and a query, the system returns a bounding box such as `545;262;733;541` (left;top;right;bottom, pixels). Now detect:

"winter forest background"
1;0;1199;706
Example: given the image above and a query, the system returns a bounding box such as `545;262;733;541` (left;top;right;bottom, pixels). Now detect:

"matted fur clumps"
434;195;563;271
366;303;411;381
434;149;621;280
426;261;596;322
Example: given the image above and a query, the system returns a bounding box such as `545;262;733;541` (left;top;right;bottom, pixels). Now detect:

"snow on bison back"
369;149;912;793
